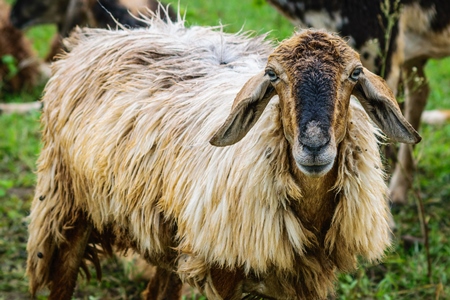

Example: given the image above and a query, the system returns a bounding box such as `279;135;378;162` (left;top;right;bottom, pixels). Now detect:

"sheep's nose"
300;121;330;154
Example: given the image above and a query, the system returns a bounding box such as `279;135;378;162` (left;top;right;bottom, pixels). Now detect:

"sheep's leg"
203;268;244;300
144;266;183;300
389;57;429;204
47;217;92;300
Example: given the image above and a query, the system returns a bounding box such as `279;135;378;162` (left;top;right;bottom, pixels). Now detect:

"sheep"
266;0;450;204
26;15;421;300
10;0;176;61
0;0;41;95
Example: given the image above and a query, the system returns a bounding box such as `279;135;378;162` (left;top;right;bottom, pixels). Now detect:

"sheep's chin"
296;161;334;178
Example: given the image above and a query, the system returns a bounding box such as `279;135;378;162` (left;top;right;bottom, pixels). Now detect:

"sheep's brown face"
266;31;362;177
210;29;421;178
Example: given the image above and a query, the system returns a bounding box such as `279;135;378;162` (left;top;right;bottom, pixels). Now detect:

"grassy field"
1;0;449;299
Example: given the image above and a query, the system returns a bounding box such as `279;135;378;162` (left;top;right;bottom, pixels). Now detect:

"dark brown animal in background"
10;0;177;61
266;0;450;205
0;0;41;95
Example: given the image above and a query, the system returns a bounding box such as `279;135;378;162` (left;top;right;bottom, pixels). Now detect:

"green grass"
426;58;450;110
1;0;449;299
176;0;293;40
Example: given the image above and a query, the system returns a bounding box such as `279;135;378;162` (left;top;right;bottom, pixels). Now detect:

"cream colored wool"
26;15;411;299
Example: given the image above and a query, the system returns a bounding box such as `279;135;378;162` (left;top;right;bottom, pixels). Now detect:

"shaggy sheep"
266;0;450;204
10;0;176;61
0;0;40;95
27;15;420;300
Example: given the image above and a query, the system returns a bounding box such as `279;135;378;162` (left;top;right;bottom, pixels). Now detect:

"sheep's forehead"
270;30;359;74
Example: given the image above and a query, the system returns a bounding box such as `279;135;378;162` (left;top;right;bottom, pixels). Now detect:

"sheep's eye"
350;68;362;81
265;69;279;82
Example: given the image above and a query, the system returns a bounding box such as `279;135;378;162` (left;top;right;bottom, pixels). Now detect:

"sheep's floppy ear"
352;68;421;144
210;71;276;146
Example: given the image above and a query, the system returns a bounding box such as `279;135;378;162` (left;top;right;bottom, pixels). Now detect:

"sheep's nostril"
303;144;324;154
302;141;329;155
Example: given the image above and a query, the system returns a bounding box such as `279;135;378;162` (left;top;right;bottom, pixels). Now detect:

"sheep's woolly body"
27;18;391;298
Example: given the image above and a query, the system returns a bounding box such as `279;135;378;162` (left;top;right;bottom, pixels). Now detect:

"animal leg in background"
389;57;429;204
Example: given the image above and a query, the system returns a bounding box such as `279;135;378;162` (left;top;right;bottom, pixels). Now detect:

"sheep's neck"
290;158;339;240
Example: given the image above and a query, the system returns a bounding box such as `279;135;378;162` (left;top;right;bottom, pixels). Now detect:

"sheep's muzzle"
292;123;337;177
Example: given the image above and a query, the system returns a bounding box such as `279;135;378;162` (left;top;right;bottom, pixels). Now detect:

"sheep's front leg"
48;217;92;300
144;266;183;300
203;268;244;300
389;57;429;204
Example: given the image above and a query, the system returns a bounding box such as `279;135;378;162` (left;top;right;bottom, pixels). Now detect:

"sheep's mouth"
297;161;334;177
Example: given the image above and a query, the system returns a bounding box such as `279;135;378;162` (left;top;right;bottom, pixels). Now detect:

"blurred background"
0;0;449;299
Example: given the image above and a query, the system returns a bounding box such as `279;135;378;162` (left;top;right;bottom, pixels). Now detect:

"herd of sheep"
0;0;449;299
